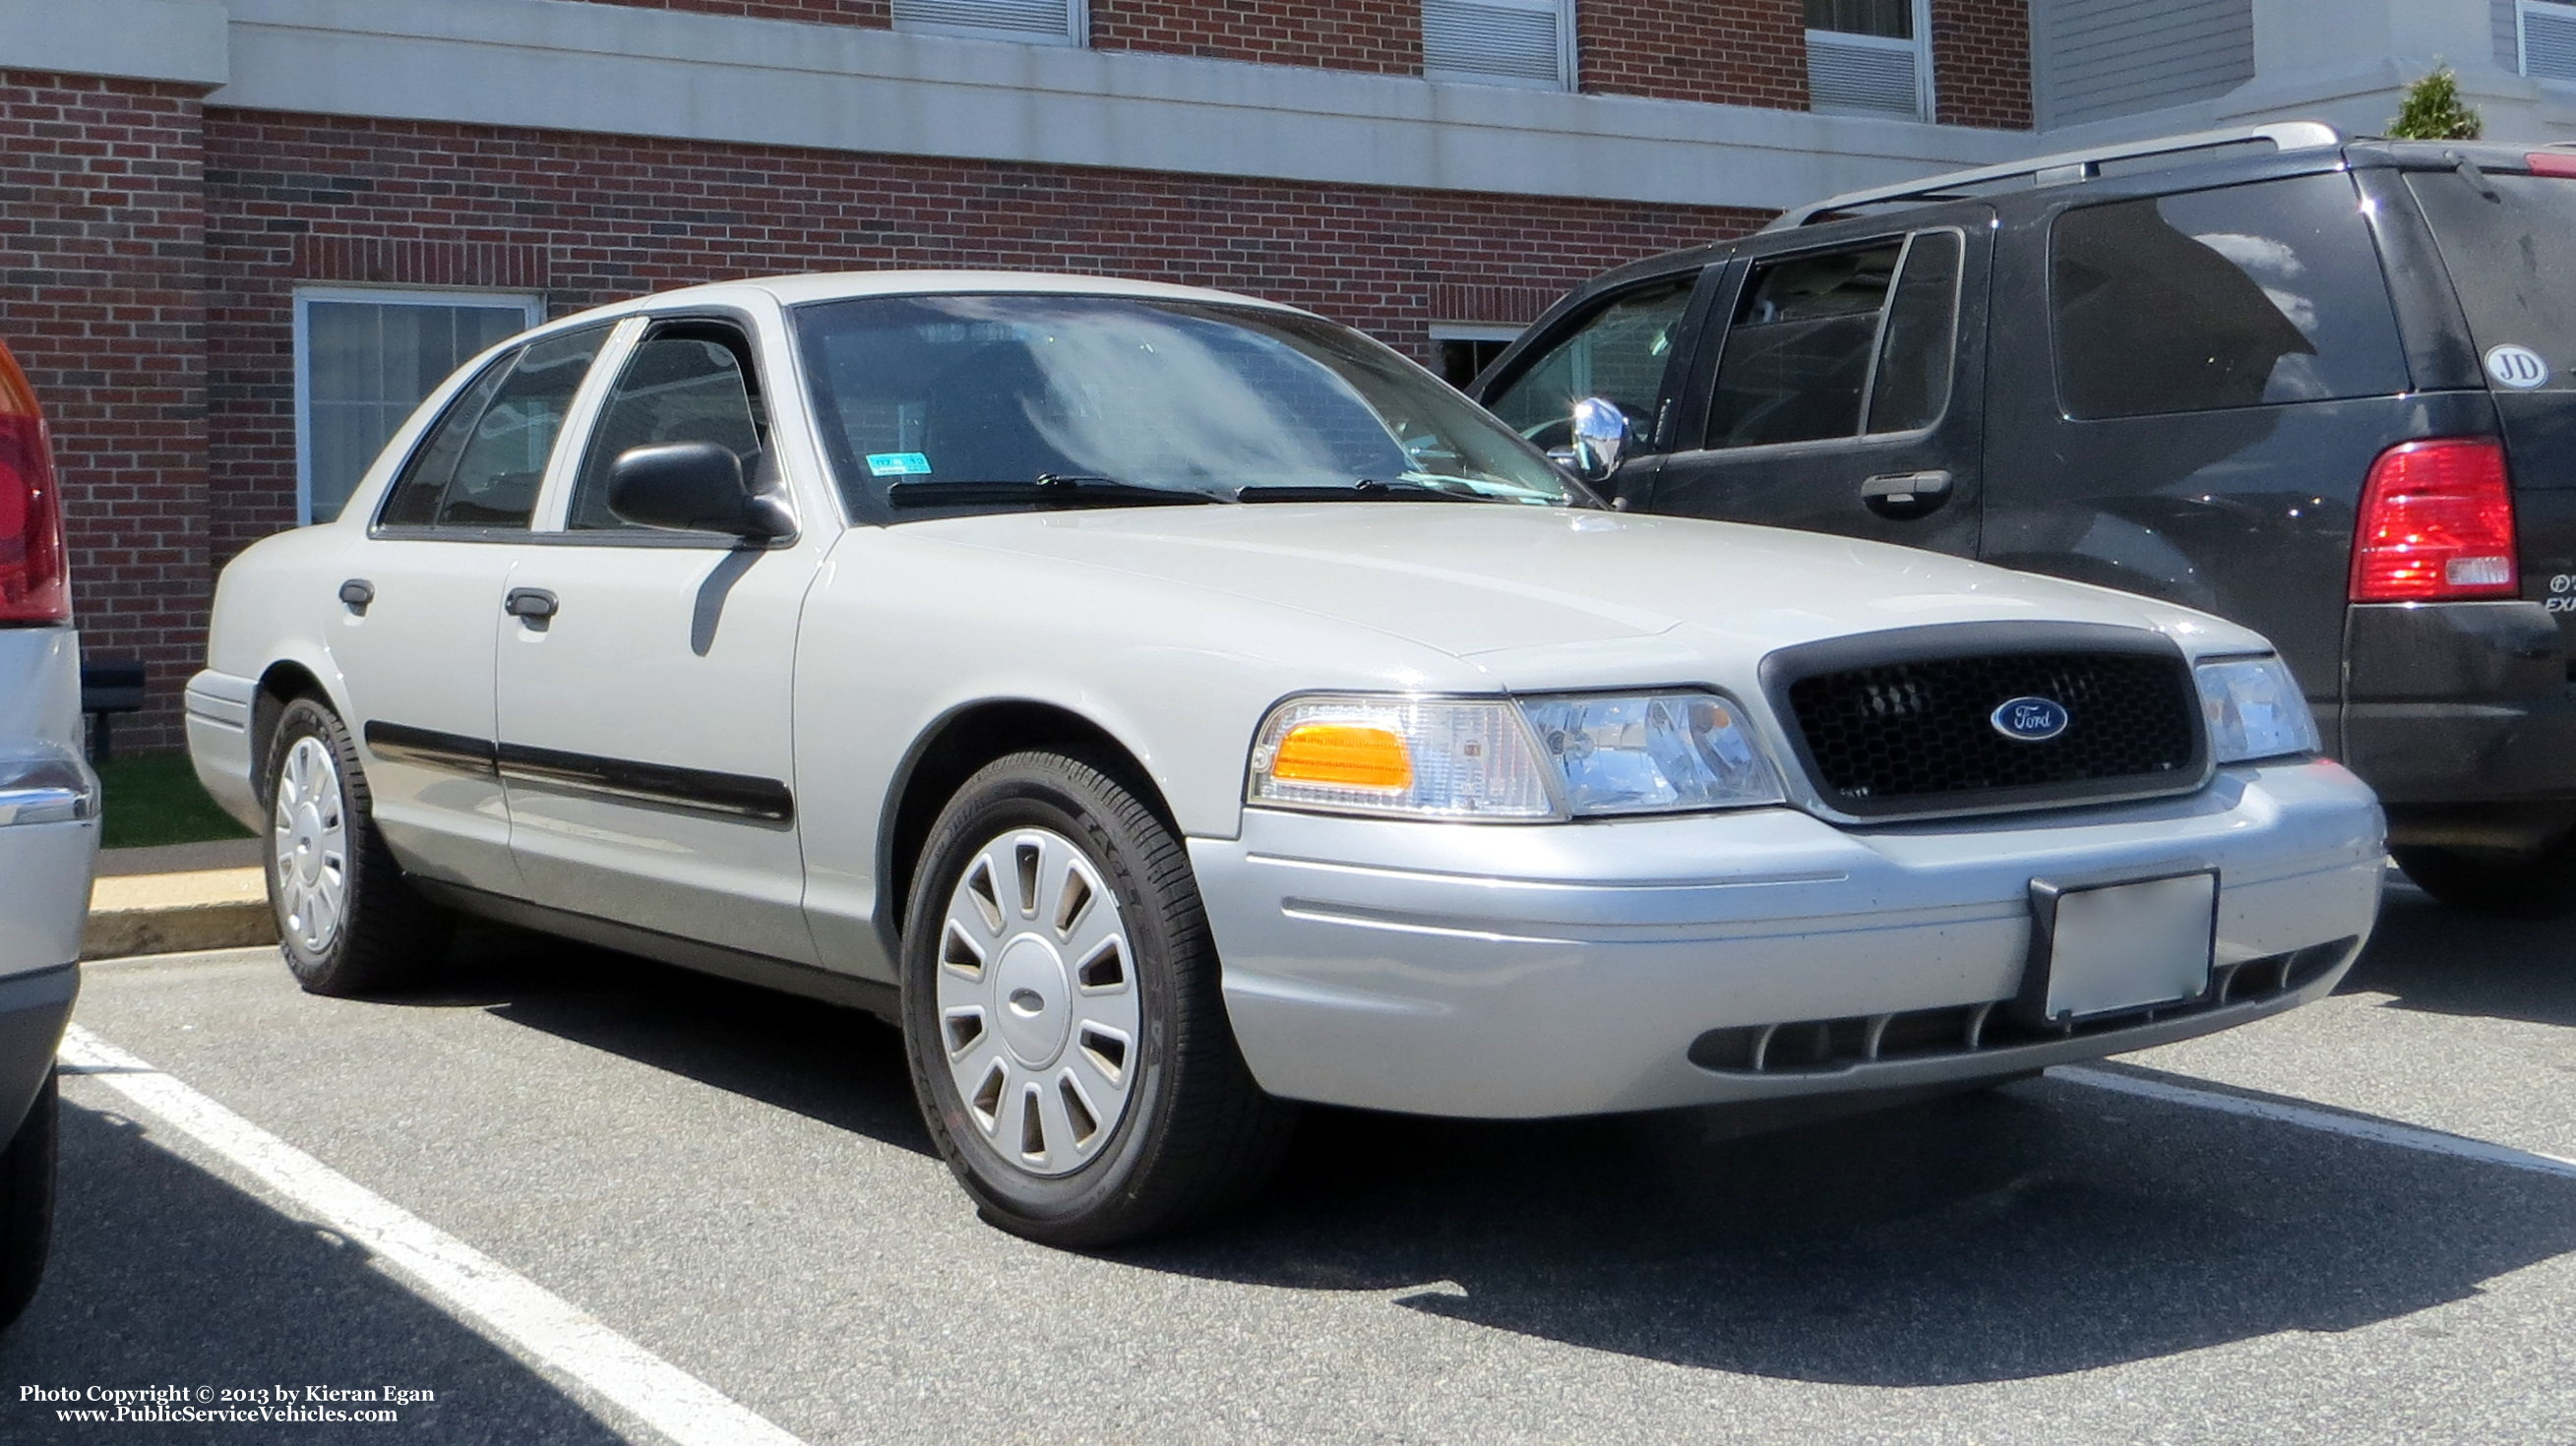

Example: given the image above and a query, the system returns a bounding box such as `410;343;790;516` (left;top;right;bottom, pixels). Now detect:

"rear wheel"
265;696;453;994
0;1070;57;1331
900;751;1293;1248
2392;838;2576;920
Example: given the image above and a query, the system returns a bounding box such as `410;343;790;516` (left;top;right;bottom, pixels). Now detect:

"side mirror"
606;441;794;541
1566;396;1629;484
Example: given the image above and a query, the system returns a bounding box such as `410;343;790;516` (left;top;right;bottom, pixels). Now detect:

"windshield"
793;293;1584;518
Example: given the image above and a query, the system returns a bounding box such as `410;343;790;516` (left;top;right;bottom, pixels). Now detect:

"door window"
374;326;610;531
2051;173;2408;419
1705;231;1960;450
1482;274;1695;448
568;327;767;531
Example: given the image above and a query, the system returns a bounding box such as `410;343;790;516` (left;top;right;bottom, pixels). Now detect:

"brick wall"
204;110;1761;572
1578;1;1808;109
1932;0;2032;129
1090;0;1419;73
0;71;208;752
567;0;889;26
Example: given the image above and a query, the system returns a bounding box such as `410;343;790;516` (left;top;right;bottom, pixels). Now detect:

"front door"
494;318;823;964
1641;218;1991;558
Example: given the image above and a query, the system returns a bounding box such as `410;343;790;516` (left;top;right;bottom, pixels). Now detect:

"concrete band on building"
4;0;2569;749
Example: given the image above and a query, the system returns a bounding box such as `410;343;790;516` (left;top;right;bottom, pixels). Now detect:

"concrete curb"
83;863;276;961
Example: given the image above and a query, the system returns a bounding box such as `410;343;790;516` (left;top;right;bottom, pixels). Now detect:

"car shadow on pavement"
2337;880;2576;1028
1124;1077;2576;1387
394;925;936;1159
0;1098;629;1445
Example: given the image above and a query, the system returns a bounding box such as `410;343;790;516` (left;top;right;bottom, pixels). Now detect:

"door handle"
337;578;374;614
504;587;559;622
1861;469;1956;517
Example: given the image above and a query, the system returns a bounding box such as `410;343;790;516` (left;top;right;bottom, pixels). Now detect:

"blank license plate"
2035;873;2216;1022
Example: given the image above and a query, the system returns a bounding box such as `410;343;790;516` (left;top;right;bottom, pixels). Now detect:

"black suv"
1473;123;2576;916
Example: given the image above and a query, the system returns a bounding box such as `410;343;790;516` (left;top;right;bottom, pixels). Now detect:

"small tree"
2388;66;2484;141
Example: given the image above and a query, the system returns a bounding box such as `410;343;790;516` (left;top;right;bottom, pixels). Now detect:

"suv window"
568;327;766;530
1706;231;1960;449
2051;173;2408;420
1484;274;1696;446
376;326;608;531
2406;169;2576;393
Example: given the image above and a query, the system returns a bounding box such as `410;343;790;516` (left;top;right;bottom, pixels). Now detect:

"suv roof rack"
1763;121;2347;231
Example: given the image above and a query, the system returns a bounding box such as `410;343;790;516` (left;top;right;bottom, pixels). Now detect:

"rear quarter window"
2050;172;2409;420
2406;170;2576;393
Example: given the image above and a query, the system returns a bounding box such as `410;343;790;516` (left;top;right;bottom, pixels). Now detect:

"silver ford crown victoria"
190;273;2383;1245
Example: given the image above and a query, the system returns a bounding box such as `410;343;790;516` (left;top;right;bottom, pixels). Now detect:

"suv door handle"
504;587;559;622
1861;469;1955;516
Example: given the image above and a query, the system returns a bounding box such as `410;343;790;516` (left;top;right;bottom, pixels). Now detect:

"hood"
911;504;2268;677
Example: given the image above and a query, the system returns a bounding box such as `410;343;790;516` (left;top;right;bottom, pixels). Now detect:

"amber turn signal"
1267;723;1414;791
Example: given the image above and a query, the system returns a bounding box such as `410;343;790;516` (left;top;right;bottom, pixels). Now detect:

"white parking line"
55;1025;809;1446
2055;1064;2576;1181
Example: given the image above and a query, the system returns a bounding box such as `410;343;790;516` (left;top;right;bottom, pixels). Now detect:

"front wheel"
265;696;452;995
2392;839;2576;920
900;752;1293;1247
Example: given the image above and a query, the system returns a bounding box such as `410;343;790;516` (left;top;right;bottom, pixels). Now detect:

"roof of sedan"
589;270;1313;318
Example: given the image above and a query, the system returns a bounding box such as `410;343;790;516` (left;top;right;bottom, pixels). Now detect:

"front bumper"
1192;759;2383;1118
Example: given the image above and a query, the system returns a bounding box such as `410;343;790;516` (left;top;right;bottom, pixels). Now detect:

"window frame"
1477;270;1705;452
889;0;1088;47
1421;0;1574;91
1803;0;1935;122
555;315;777;546
1694;226;1966;456
294;284;544;526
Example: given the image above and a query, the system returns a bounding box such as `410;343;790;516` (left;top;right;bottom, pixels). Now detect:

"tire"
0;1070;57;1332
2392;839;2576;920
264;695;453;995
899;751;1294;1248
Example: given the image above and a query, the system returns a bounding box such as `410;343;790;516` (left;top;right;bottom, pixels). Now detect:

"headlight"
2194;655;2320;763
1247;691;1783;820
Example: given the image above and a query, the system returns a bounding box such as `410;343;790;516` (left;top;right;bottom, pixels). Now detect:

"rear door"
2403;160;2576;615
331;325;610;894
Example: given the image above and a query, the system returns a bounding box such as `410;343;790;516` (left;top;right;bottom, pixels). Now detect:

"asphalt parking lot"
3;872;2571;1445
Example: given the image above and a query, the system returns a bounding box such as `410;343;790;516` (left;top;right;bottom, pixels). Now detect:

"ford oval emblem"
1991;696;2070;742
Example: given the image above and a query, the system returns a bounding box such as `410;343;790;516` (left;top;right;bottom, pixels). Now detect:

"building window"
295;287;541;524
891;0;1086;46
1806;0;1933;121
1423;0;1571;90
1432;325;1523;390
2523;0;2576;81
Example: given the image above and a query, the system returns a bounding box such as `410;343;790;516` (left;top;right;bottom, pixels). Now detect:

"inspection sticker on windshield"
866;452;933;476
2486;344;2551;390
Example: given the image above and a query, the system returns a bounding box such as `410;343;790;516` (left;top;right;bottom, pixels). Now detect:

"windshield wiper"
1234;478;1483;504
886;474;1221;510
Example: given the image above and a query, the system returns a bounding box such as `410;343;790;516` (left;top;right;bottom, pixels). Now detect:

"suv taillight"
2349;438;2519;603
0;344;68;626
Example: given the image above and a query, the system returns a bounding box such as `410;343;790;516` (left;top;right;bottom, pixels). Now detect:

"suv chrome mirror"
607;442;793;541
1567;396;1629;483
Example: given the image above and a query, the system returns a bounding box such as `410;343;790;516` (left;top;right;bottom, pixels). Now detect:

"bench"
80;658;146;763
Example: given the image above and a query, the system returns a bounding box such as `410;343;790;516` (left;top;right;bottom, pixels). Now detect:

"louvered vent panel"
892;0;1076;40
1424;0;1565;85
1807;30;1924;118
2529;0;2576;80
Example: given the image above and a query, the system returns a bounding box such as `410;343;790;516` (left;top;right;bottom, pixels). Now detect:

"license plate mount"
2014;871;2217;1027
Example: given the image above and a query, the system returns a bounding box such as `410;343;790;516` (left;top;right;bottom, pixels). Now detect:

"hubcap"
935;827;1140;1177
271;736;350;955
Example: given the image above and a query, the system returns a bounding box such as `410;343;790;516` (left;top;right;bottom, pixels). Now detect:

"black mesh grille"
1783;649;2200;813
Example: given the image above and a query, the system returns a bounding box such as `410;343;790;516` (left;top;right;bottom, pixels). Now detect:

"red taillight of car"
0;343;70;627
2349;438;2520;603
